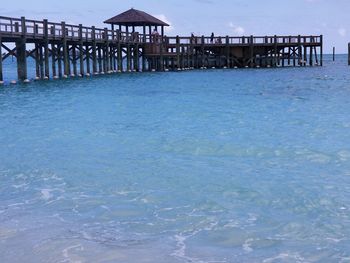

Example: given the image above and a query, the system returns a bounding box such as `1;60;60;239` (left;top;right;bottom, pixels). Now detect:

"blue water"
1;55;350;262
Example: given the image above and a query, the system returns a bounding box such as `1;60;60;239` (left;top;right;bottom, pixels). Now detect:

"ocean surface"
1;55;350;263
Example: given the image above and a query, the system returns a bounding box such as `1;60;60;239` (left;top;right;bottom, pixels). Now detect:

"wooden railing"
0;16;322;46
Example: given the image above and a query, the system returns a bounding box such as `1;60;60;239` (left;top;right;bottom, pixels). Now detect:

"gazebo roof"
104;8;169;27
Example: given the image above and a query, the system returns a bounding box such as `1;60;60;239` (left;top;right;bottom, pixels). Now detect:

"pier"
0;9;323;83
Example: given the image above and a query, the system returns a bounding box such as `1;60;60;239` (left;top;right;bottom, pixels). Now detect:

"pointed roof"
104;8;169;27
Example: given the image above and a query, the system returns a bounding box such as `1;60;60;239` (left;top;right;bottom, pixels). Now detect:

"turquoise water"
1;55;350;262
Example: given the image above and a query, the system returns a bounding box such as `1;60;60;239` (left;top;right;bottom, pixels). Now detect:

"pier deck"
0;16;323;83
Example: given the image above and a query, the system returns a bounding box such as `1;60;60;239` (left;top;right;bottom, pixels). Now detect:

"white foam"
12;183;28;189
62;244;84;263
41;189;53;200
263;252;305;263
243;238;254;253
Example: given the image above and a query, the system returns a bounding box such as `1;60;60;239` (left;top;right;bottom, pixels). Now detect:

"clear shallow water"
1;55;350;262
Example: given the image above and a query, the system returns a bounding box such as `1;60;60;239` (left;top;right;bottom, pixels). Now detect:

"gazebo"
104;8;169;38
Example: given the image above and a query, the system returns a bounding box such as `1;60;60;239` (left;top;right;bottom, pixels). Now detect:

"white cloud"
229;22;245;35
154;14;173;33
338;28;346;37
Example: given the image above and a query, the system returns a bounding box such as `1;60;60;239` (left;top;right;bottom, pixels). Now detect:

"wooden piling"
62;22;70;76
72;45;77;76
348;43;350;66
297;35;302;66
0;37;3;82
320;35;323;66
176;36;180;69
104;28;109;73
51;44;57;77
333;47;335;62
57;44;63;77
309;38;313;66
92;26;97;74
117;43;122;72
16;17;27;81
35;43;40;78
250;35;254;67
86;44;91;75
39;44;44;78
79;24;84;76
43;19;50;78
201;36;204;68
225;36;230;68
98;45;102;73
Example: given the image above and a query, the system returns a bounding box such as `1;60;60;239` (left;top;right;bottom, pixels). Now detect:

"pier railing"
0;16;321;46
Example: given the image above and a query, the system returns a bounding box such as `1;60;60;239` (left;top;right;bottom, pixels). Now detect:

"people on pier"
152;28;160;43
215;37;222;44
210;32;214;43
191;33;196;44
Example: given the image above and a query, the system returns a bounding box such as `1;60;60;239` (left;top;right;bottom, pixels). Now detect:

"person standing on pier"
210;32;215;43
152;28;159;43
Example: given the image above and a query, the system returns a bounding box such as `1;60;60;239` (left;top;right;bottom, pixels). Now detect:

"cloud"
229;22;245;35
338;28;346;37
154;14;173;33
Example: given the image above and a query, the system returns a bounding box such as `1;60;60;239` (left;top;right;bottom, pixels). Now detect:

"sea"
1;55;350;262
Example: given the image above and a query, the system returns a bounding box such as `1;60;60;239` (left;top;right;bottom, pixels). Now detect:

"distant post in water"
348;43;350;66
333;47;335;61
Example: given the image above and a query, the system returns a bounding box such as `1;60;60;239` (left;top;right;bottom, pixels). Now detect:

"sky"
0;0;349;53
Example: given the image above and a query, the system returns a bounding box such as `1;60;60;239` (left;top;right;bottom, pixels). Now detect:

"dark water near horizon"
1;55;350;262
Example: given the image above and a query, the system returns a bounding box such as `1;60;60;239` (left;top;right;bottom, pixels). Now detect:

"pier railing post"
16;16;28;81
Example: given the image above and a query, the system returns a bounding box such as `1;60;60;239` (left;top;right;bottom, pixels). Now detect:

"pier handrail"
0;16;322;46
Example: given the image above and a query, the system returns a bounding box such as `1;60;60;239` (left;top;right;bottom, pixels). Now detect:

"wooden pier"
0;10;323;83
